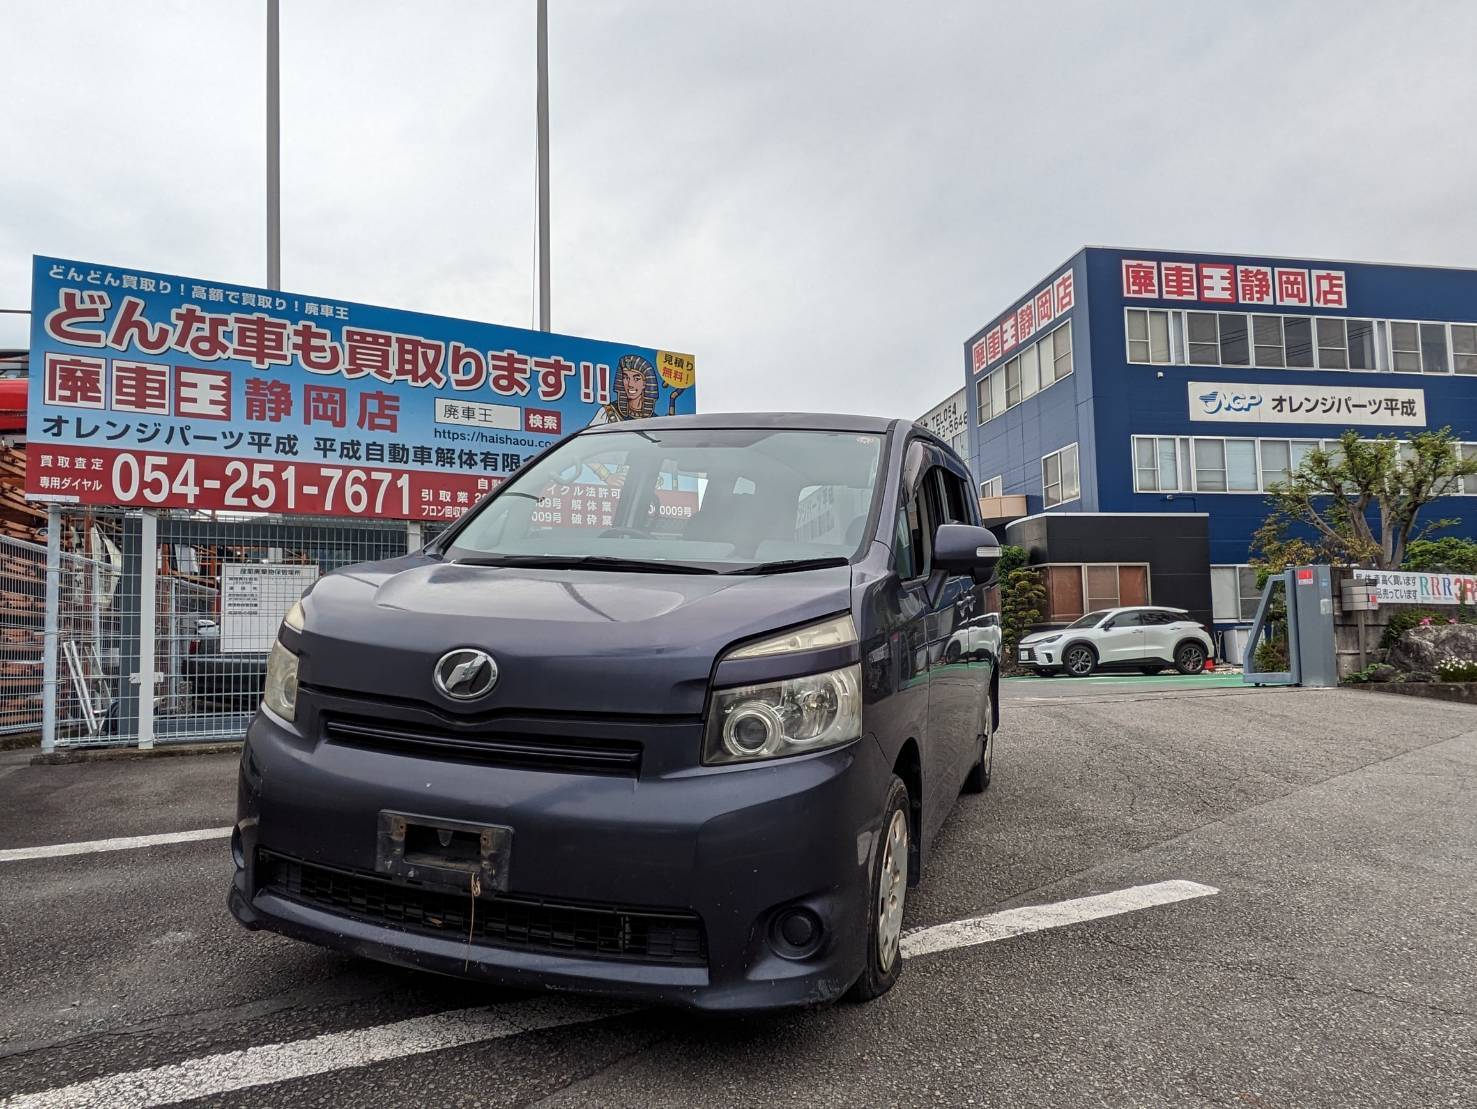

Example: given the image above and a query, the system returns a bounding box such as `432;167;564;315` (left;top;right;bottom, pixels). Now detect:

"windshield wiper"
725;556;851;575
452;554;719;575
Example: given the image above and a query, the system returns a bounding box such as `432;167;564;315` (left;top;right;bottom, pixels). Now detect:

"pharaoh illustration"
587;354;684;425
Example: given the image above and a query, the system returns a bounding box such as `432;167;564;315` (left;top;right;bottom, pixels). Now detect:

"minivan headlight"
263;640;299;721
703;664;861;765
727;614;857;659
283;599;305;633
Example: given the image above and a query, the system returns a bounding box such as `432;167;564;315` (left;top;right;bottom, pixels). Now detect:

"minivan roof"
584;412;898;435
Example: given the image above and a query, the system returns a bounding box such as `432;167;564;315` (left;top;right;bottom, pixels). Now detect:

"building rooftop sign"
969;266;1076;376
25;256;696;520
1121;258;1347;310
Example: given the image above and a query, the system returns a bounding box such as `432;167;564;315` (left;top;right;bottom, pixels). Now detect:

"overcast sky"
6;1;1477;416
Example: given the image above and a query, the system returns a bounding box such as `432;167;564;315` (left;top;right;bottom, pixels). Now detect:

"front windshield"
1067;610;1111;630
443;427;886;569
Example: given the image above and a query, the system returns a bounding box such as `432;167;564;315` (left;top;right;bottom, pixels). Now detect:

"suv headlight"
703;664;861;765
263;640;299;721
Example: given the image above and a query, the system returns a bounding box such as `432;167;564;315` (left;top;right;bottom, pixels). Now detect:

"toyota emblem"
433;648;498;700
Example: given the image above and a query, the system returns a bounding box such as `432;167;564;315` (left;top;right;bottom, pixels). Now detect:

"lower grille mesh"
259;852;706;966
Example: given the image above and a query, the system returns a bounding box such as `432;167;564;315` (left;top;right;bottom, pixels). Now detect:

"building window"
1390;321;1422;372
1004;356;1022;408
1126;309;1172;364
1316;317;1348;369
1044;565;1085;621
1193;439;1227;491
980;475;1003;498
1187;312;1219;364
1284;316;1315;367
976;375;992;424
1421;322;1450;374
1211;565;1261;623
1225;439;1258;491
1453;325;1477;375
990;370;1005;420
1133;435;1190;492
1346;318;1376;369
1217;314;1250;366
1020;342;1041;400
1463;445;1477;495
1043;563;1151;622
1259;440;1290;487
1042;443;1079;508
1048;323;1073;381
1252;315;1284;368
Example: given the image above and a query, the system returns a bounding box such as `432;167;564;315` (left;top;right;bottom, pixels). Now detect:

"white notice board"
220;563;320;653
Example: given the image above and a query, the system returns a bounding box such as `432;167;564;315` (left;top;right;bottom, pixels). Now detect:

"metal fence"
1;534;117;740
21;507;432;751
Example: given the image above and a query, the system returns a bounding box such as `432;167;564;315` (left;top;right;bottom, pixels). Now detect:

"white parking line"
2;998;632;1109
2;879;1217;1107
0;827;231;863
901;878;1219;959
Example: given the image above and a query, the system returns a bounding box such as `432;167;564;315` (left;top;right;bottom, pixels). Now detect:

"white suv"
1016;607;1214;678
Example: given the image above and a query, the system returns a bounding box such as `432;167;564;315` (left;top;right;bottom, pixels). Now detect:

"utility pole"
535;0;551;331
267;0;281;290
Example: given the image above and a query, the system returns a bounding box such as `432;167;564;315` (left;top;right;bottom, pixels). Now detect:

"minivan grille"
321;715;642;775
259;852;707;966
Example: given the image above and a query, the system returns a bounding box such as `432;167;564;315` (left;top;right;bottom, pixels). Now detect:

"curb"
29;741;243;766
1346;682;1477;706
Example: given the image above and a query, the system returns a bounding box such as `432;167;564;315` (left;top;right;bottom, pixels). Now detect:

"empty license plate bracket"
375;811;511;893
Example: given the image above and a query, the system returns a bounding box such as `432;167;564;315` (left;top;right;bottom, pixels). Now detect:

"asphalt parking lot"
1;681;1474;1108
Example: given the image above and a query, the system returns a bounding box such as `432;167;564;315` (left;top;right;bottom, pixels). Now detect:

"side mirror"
933;523;1002;579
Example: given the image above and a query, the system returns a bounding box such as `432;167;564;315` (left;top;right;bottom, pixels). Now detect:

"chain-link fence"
26;507;430;750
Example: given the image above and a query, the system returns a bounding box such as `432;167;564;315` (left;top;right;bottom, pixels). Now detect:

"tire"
1062;644;1096;678
963;688;994;793
1174;641;1208;675
847;776;911;1002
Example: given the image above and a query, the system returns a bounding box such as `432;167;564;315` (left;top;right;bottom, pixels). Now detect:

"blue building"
962;247;1477;637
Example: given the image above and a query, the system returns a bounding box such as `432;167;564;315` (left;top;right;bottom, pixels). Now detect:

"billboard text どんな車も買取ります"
25;256;697;521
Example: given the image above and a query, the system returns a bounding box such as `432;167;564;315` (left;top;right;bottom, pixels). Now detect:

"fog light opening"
769;907;824;960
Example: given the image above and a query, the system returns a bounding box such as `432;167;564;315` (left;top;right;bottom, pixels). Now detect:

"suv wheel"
1174;641;1207;674
1063;644;1096;678
847;776;910;1002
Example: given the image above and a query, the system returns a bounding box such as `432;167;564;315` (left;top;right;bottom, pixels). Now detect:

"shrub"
1435;657;1477;682
1380;608;1449;649
1253;638;1289;673
1001;567;1046;652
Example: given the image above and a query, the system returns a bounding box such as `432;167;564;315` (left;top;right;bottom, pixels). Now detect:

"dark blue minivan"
229;413;1002;1010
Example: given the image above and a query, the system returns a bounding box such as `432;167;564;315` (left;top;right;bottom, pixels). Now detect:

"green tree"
1402;536;1477;574
1254;427;1477;570
995;544;1027;581
1001;567;1046;651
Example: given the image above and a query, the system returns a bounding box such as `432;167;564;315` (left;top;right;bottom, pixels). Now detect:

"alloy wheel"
1066;646;1095;676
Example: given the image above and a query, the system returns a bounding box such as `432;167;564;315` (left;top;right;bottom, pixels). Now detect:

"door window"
1108;611;1144;628
900;487;931;580
934;468;973;526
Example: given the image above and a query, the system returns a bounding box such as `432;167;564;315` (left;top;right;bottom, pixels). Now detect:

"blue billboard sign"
26;255;696;520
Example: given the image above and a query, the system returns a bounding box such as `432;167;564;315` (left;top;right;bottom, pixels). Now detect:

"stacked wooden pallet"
0;445;44;542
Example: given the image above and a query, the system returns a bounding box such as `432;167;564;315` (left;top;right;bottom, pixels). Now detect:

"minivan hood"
296;555;853;717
